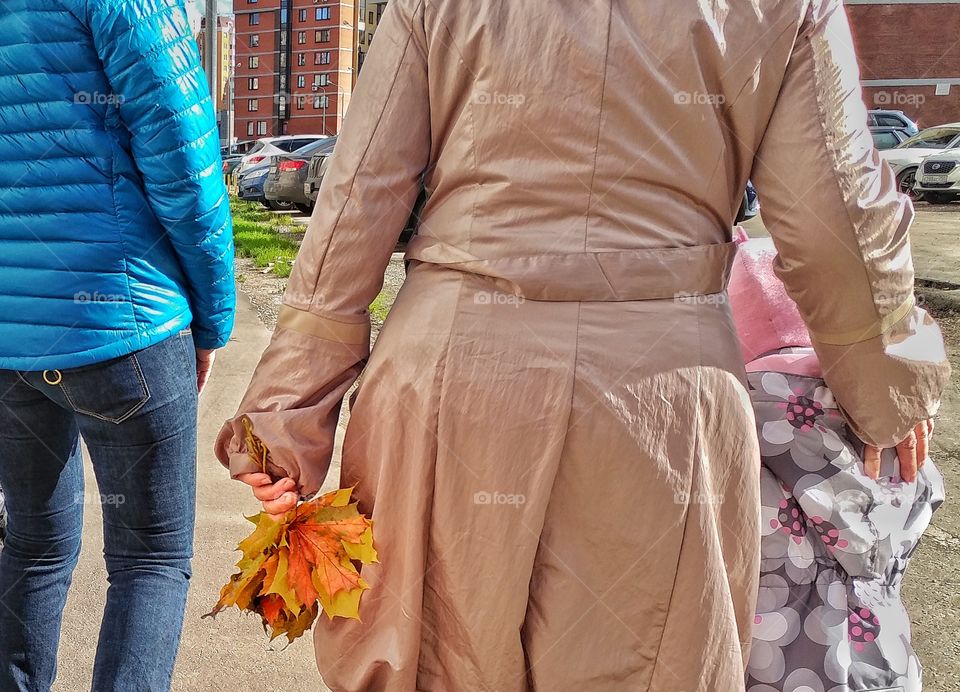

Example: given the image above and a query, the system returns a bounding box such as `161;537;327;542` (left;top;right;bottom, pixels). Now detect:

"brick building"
233;0;361;138
845;0;960;126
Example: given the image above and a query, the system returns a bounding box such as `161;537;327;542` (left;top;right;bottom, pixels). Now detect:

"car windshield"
872;132;901;150
897;128;960;149
293;137;338;157
274;138;321;152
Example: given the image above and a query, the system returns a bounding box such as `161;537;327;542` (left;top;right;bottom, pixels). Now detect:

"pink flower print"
809;516;849;553
778;392;826;432
776;497;807;544
849;607;880;653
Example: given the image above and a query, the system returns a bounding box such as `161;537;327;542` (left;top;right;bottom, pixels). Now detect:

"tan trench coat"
216;0;950;689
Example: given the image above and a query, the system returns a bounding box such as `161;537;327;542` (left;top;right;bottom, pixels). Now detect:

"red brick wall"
846;3;960;126
285;2;351;136
234;2;282;138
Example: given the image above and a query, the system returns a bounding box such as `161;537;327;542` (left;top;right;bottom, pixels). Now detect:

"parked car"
736;180;760;223
305;149;333;205
236;135;328;176
221;141;257;176
879;124;960;201
237;162;293;210
870;126;911;151
913;148;960;204
264;137;338;214
867;109;920;137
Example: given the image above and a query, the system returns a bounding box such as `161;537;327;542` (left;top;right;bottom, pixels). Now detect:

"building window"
316;7;330;20
257;121;267;135
248;56;259;68
296;96;306;110
247;99;259;112
368;11;374;23
249;34;260;47
368;33;373;44
297;75;305;88
314;95;329;109
247;77;259;89
298;31;306;44
249;12;259;25
247;121;255;136
318;51;331;65
248;0;258;3
314;73;330;87
297;52;306;66
316;29;331;42
298;9;306;21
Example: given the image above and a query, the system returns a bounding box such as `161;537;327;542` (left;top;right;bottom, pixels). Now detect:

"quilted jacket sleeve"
750;0;950;448
215;0;431;497
87;0;235;349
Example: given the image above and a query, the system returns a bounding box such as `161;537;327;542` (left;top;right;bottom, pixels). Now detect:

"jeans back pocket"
58;353;151;424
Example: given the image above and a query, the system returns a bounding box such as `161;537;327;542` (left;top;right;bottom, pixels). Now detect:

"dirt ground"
905;294;960;692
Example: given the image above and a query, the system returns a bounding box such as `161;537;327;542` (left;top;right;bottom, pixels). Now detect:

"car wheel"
260;201;273;210
923;192;955;205
267;199;294;211
294;203;314;215
897;168;920;201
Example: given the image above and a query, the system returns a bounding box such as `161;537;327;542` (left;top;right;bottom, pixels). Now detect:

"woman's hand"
863;419;934;483
235;472;299;519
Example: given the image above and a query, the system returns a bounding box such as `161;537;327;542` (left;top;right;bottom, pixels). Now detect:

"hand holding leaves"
207;420;377;641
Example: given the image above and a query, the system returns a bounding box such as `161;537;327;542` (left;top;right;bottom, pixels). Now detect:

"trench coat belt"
404;235;739;302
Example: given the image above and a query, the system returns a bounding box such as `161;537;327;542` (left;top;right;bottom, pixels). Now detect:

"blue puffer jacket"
0;0;235;371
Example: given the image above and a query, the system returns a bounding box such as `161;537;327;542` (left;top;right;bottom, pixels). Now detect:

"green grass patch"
369;292;393;324
232;217;298;278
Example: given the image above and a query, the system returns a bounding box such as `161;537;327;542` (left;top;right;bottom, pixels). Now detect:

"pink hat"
728;233;812;363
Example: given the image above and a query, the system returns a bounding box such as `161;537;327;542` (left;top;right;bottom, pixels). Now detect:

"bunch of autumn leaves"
206;419;377;642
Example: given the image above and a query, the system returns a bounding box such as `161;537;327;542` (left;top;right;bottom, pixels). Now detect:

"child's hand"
863;419;933;483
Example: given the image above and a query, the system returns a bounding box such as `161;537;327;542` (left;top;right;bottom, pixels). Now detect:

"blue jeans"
0;332;197;691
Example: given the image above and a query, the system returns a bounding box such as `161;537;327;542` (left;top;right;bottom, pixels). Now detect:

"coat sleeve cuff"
814;304;951;448
215;310;370;497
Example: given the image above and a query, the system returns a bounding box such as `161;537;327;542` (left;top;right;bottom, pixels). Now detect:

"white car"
236;135;328;176
879;124;960;201
913;148;960;204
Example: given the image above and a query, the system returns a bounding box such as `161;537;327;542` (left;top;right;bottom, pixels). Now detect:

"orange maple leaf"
206;423;377;642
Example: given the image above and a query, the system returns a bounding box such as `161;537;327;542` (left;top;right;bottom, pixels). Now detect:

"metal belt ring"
42;370;63;386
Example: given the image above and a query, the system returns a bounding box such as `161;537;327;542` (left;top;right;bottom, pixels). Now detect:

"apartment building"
233;0;361;138
845;0;960;125
357;0;387;73
197;15;235;141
